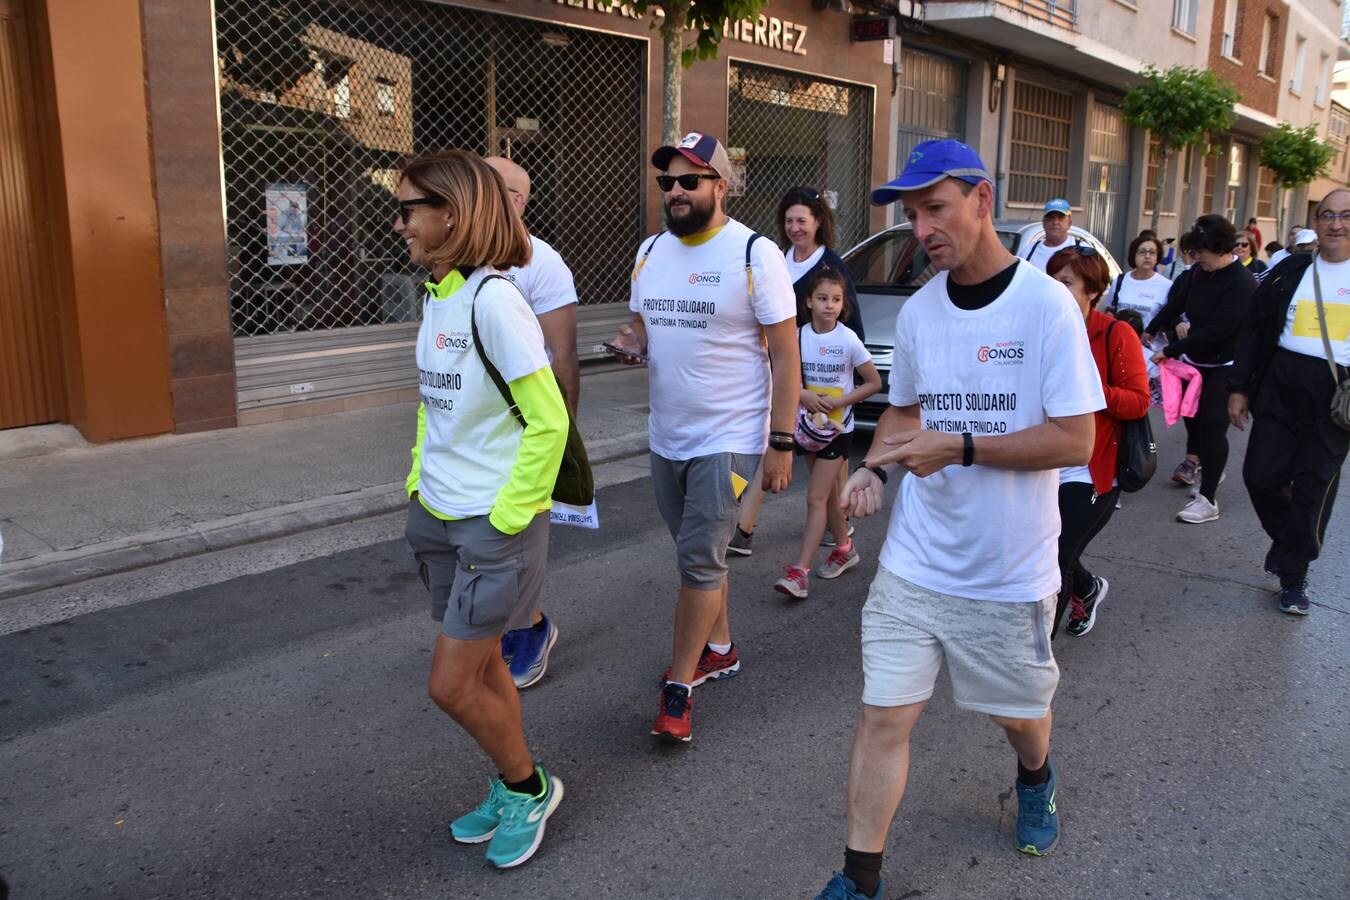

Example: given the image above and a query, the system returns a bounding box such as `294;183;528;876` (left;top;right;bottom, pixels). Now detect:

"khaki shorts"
861;567;1059;719
404;498;549;641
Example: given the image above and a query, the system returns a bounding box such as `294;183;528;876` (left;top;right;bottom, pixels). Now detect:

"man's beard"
665;194;716;237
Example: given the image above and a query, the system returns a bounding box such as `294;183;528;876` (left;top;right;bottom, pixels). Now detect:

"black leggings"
1053;481;1120;638
1181;364;1233;501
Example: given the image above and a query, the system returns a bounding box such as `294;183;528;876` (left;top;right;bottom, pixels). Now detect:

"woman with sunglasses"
1235;230;1267;274
395;150;568;869
1045;246;1150;637
1144;215;1258;523
729;186;863;556
1104;233;1171;326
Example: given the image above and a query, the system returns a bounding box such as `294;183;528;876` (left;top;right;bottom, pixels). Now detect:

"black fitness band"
855;462;888;484
962;432;975;467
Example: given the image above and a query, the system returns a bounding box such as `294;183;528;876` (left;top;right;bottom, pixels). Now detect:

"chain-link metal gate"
215;0;645;409
726;61;874;251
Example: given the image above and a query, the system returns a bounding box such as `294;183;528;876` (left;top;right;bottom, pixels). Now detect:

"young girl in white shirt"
774;268;882;600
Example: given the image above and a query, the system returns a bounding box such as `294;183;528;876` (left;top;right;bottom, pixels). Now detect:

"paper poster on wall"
727;147;747;198
266;183;309;266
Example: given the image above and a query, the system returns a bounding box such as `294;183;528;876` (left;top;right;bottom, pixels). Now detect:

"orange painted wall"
43;0;172;440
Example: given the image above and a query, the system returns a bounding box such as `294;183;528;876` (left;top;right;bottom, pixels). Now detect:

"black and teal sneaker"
814;871;882;899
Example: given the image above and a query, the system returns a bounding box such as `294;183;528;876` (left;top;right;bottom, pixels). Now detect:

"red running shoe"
661;643;741;687
651;682;693;742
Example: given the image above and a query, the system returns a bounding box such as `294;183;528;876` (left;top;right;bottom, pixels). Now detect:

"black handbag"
1106;321;1157;493
471;275;594;506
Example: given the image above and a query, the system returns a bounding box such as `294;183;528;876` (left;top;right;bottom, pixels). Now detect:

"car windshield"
846;229;1018;291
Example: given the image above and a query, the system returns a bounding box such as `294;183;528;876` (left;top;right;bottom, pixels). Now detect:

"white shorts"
860;567;1060;719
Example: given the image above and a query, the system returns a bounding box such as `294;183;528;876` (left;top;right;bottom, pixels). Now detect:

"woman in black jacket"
1145;214;1258;524
778;186;865;341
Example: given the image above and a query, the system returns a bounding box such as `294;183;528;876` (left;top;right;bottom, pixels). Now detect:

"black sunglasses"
397;196;443;225
1067;242;1097;257
656;173;720;192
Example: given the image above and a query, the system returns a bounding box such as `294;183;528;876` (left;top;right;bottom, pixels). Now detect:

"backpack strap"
1028;239;1041;260
631;232;664;282
745;231;764;300
1110;272;1125;312
1104;319;1118;389
470;274;527;428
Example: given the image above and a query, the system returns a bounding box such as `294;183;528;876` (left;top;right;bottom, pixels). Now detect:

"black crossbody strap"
470;274;527;428
745;231;763;300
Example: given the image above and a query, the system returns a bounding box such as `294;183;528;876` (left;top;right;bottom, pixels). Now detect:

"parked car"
843;221;1122;428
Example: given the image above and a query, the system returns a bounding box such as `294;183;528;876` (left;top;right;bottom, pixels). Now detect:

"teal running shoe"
1015;760;1060;856
814;871;882;899
449;777;510;844
484;765;564;868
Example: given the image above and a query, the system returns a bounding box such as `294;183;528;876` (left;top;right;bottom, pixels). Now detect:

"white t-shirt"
506;235;579;317
1267;248;1291;269
631;219;797;459
800;322;871;434
882;260;1106;602
1021;237;1073;272
1278;255;1350;366
784;244;825;284
414;270;551;517
1106;271;1171;325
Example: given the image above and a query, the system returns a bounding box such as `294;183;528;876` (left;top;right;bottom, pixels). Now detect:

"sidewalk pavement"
0;364;651;600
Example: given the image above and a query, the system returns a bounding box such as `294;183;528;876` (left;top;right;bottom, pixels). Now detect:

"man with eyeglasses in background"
608;132;799;742
484;156;579;691
1229;188;1350;615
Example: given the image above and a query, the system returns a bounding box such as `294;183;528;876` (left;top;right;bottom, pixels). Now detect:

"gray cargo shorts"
650;451;759;591
404;497;549;641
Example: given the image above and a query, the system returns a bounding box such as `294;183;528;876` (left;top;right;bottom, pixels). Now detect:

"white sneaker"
1177;495;1219;524
1189;471;1227;498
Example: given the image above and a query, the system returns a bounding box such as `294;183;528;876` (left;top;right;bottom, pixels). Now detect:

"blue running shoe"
449;777;510;844
1015;760;1060;856
500;630;517;663
484;765;564;869
814;871;882;899
507;615;559;689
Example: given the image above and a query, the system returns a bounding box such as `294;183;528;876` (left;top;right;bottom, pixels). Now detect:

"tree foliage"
1124;66;1241;231
1258;122;1334;189
630;0;770;145
1258;122;1335;238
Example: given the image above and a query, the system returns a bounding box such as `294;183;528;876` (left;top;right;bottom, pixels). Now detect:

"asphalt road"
1;420;1347;899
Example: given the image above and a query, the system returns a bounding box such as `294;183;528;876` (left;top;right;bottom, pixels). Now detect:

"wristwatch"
856;462;888;485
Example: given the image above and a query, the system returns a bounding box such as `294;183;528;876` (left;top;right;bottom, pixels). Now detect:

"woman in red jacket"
1046;247;1151;638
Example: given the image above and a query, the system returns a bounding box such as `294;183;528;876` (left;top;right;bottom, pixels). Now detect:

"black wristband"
856;462;888;485
769;430;793;440
768;437;795;452
962;432;975;467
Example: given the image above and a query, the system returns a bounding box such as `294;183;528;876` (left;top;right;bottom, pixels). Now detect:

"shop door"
726;61;874;251
1086;102;1131;260
896;48;966;170
0;0;65;429
215;0;645;415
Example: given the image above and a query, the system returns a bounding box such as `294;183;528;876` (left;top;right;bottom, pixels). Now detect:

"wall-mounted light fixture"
990;62;1006;113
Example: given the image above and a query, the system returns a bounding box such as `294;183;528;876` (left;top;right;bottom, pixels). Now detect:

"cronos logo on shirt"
976;341;1026;365
688;271;722;285
818;345;844;356
435;331;470;350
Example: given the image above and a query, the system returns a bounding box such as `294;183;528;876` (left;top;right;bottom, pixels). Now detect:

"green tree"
631;0;769;146
1258;122;1335;239
1123;66;1241;233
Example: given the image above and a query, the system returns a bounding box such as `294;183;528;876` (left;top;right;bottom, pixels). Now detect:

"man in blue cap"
1021;197;1075;271
812;140;1103;900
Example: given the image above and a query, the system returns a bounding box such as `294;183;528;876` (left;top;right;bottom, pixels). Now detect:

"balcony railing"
994;0;1078;30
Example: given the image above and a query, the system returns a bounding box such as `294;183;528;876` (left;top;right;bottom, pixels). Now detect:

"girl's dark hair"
1127;233;1163;270
1178;231;1198;253
1187;213;1238;255
804;265;853;321
777;186;837;249
1115;308;1145;337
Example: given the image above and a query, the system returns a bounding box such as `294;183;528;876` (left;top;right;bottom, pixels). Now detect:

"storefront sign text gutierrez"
550;0;809;56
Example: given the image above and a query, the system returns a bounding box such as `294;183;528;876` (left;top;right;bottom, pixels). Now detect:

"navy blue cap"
652;132;732;181
871;139;993;206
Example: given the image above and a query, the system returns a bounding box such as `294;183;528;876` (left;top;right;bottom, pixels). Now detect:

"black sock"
530;617;548;631
842;847;883;897
502;769;543;797
737;526;752;538
1017;758;1050;786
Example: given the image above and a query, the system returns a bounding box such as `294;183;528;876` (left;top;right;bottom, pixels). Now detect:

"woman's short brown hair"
1046;245;1110;302
399;149;531;271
